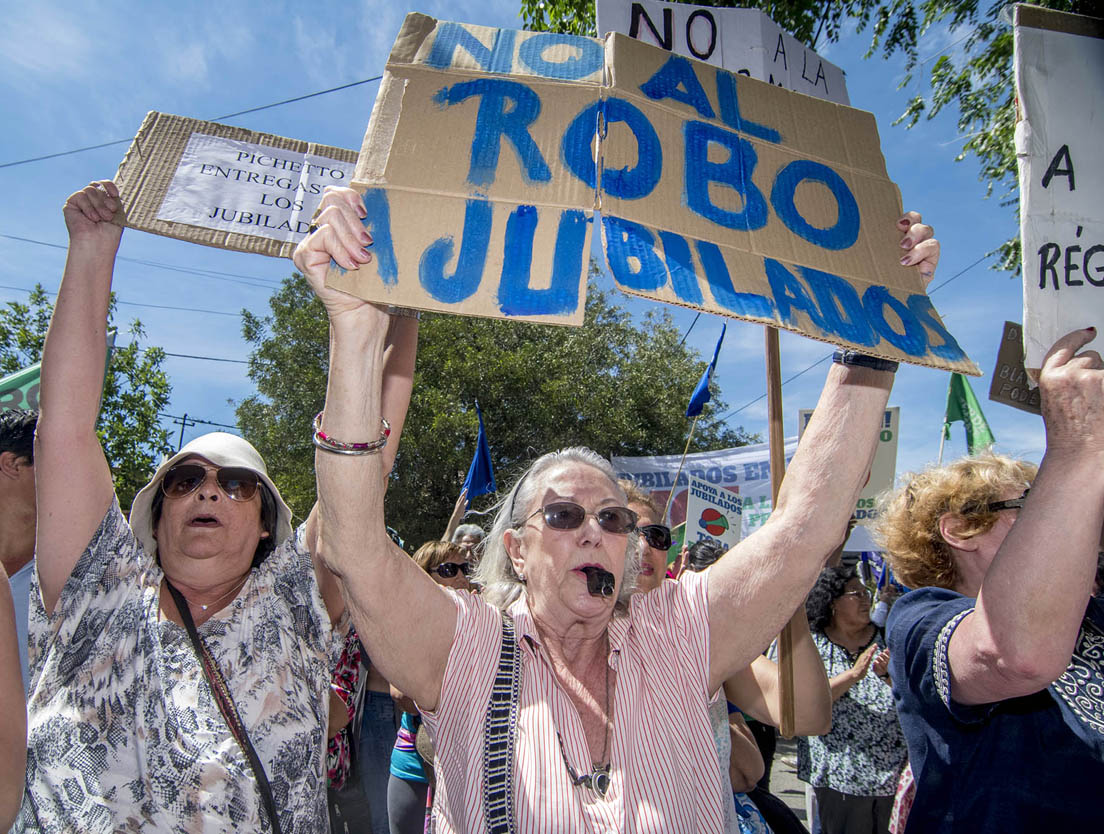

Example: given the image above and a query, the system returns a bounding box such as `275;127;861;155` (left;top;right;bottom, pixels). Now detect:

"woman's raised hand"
63;180;123;253
897;211;939;285
293;186;382;321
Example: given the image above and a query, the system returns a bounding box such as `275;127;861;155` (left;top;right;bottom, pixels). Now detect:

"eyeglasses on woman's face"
638;523;672;551
840;587;872;601
521;501;638;536
161;463;261;502
979;488;1030;513
432;562;471;579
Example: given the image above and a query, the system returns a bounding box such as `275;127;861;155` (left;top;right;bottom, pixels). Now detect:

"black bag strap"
165;579;284;834
483;612;522;834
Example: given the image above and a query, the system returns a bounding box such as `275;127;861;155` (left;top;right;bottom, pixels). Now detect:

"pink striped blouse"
422;569;730;833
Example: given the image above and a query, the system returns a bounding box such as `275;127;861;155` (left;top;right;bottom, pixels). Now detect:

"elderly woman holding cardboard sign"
298;187;939;832
16;181;417;833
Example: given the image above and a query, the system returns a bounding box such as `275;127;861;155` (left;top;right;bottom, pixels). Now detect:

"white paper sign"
157;133;356;243
1015;7;1104;372
799;407;899;525
684;473;743;550
595;0;849;104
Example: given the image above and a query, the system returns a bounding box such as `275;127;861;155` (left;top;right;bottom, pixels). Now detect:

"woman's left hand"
292;186;383;321
897;211;939;285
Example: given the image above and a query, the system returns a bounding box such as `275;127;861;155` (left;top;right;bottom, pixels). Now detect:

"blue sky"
0;0;1038;479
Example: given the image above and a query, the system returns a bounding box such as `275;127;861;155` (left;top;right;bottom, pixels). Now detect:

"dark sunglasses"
979;488;1030;513
432;561;471;578
161;463;261;502
522;501;638;535
639;523;672;550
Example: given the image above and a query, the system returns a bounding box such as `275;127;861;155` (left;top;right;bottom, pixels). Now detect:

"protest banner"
612;437;798;538
329;13;978;372
1015;6;1104;373
798;407;899;524
0;362;41;412
114;112;357;259
1;331;115;414
595;0;849;105
684;473;742;550
989;321;1041;415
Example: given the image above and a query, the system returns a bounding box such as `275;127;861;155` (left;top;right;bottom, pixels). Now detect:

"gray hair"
451;523;486;543
474;447;643;611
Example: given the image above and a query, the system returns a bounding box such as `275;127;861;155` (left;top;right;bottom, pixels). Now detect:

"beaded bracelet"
312;411;390;455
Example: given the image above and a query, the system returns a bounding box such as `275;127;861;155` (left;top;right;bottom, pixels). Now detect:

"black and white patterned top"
15;499;347;833
796;630;907;796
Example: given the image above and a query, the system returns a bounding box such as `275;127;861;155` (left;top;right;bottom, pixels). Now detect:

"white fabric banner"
612;437;798;538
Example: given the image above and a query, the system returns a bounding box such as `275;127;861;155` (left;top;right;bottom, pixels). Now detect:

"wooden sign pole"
765;326;797;739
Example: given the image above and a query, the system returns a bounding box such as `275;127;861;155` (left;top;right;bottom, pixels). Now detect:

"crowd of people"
0;179;1102;834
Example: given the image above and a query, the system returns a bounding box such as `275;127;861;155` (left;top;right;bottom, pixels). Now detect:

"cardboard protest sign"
799;407;898;525
596;0;849;105
612;437;798;537
684;473;742;550
989;321;1042;415
114;112;357;259
1015;6;1104;373
327;15;601;325
331;14;976;371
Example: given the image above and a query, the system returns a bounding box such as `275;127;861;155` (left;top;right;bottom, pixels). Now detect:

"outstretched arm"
707;214;937;691
441;488;468;542
296;188;456;711
307;309;419;622
35;182;122;614
724;609;831;735
948;328;1104;704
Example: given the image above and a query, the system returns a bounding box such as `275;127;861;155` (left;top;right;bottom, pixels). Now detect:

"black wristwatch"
832;349;899;374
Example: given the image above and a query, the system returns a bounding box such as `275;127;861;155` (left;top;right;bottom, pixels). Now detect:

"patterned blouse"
796;630;907;797
16;500;347;833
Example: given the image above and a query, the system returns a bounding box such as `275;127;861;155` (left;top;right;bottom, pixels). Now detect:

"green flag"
0;362;41;412
943;373;995;454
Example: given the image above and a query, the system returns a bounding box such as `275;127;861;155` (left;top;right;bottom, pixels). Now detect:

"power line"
0;234;282;289
0;76;383;170
160;412;239;430
161;351;248;365
0;282;241;317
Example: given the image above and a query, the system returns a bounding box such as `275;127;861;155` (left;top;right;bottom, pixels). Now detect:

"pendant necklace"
556;632;613;798
172;574;248;613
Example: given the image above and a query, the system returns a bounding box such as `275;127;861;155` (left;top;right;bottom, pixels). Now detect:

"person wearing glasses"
296;186;937;832
877;365;1104;834
14;181;417;833
619;480;672;593
796;566;906;834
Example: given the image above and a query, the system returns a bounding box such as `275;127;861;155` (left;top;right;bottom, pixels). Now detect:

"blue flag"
686;324;726;418
461;402;496;506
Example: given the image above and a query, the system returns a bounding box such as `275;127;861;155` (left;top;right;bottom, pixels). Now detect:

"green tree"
238;273;757;546
0;284;173;510
519;0;1103;273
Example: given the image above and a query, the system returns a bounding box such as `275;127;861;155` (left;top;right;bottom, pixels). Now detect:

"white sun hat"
128;432;293;557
